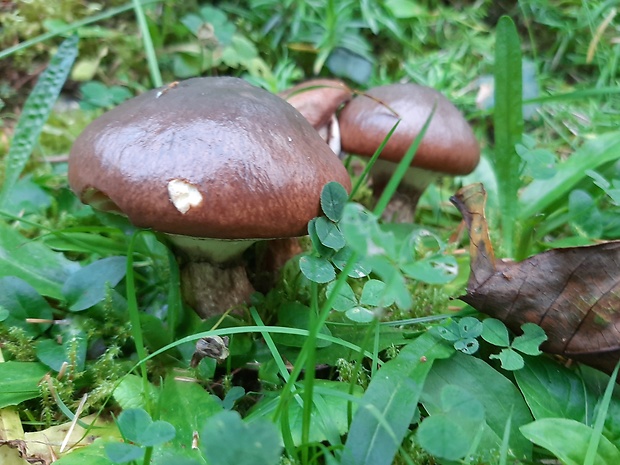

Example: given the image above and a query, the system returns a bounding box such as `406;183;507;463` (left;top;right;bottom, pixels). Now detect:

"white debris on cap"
167;179;203;214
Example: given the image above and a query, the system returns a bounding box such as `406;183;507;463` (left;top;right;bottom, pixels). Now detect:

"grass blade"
132;0;163;87
373;108;434;217
0;35;78;209
493;16;523;257
348;121;399;201
126;231;152;413
584;362;620;465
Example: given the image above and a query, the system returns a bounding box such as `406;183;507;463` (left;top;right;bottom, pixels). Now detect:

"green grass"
1;1;620;464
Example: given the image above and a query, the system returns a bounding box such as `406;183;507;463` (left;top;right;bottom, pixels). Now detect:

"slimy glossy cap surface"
339;83;480;175
278;79;352;130
69;77;351;239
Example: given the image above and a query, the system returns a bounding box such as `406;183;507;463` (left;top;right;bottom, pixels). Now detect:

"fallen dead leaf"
451;183;620;375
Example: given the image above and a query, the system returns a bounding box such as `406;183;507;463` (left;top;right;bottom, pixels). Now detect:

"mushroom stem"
180;261;255;318
369;160;438;222
167;236;257;318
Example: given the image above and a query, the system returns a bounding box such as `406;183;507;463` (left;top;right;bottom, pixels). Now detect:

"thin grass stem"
132;0;163;87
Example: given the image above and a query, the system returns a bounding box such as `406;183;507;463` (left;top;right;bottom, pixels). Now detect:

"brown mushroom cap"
278;79;352;130
69;77;351;239
338;83;480;175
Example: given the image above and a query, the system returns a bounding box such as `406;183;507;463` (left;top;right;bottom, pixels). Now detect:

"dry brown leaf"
451;183;620;375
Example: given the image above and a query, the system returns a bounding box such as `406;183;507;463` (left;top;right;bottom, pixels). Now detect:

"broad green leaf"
320;182;349;222
314;216;346;251
417;415;471;460
332;246;372;278
400;254;458;284
224;36;261;68
436;321;461;342
36;330;87;372
62;256;127;311
104;442;144;463
115;407;174;448
139;420;176;447
482;318;511;347
512;323;547;355
568;189;603;238
516;145;557;180
0;35;79;207
454;338;479;355
0;362;49;408
116;408;153;443
341;332;454;465
52;436;119;465
198;6;235;45
440;385;485;419
490;348;525;370
422;353;533;461
417;385;485;460
152;454;202;465
113;375;150;410
299;255;335;284
367;257;412;310
493;15;523;256
48;440;116;465
325;47;372;85
79;81;131;110
458;317;483;339
433;316;480;353
0;276;54;337
340;203;381;256
521;418;620;465
219;386;245;410
307;218;332;256
172;51;203;78
360;279;393;307
200;410;281;465
326;281;358;312
2;176;52;215
345;306;376;323
515;355;594;422
0;223;80;300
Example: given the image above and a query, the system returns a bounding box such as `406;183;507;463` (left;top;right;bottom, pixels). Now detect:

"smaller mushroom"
338;83;480;222
279;79;353;154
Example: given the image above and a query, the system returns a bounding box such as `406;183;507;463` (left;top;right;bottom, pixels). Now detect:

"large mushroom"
278;78;352;154
338;83;480;222
68;77;351;317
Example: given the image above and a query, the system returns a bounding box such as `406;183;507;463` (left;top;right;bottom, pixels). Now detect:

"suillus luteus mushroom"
68;76;351;317
338;83;480;222
278;78;352;155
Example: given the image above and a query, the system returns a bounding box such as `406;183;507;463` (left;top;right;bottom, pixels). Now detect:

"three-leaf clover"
482;318;547;370
436;317;483;355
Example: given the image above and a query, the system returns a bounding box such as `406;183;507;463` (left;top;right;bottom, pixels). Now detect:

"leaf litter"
451;183;620;375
